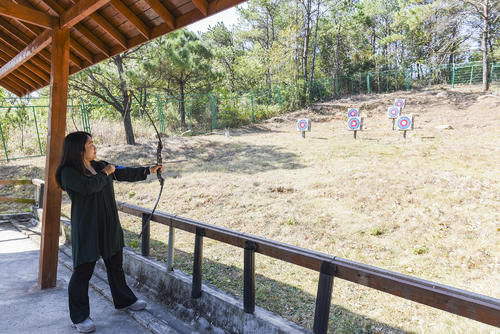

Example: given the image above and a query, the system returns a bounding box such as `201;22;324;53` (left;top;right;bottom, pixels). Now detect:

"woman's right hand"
102;164;116;176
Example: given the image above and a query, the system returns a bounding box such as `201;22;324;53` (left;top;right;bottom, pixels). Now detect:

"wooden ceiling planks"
0;0;247;96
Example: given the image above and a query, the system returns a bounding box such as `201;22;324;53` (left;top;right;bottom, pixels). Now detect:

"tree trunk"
482;0;489;91
309;0;321;83
114;55;136;145
301;0;312;103
123;106;135;145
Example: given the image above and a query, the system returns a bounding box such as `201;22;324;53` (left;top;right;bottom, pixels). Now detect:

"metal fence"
1;61;499;161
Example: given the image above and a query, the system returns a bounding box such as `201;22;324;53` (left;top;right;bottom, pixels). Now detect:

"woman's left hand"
150;165;163;174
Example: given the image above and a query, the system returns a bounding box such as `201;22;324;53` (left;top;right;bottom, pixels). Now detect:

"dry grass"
1;86;499;333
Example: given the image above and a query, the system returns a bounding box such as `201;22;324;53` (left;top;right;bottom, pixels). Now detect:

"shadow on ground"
123;228;409;334
102;139;306;175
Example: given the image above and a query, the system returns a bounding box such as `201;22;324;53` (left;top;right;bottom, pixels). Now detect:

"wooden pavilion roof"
0;0;245;97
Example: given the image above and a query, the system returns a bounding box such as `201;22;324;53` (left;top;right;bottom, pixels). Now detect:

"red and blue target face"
297;119;310;131
348;117;361;130
394;99;405;109
388;106;400;118
348;108;359;118
398;116;412;130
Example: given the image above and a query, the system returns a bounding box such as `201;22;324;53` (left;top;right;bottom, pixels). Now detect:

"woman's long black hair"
55;131;92;188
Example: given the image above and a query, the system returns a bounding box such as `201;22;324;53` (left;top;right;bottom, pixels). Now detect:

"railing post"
244;241;256;313
166;225;175;271
313;261;336;334
192;227;204;298
38;183;45;209
141;213;150;257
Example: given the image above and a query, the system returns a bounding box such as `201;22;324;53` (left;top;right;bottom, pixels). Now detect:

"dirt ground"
1;87;499;333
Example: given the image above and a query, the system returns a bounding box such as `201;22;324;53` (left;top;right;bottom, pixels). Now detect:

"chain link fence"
1;61;499;161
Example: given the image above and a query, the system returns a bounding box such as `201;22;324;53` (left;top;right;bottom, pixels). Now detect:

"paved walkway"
0;221;180;334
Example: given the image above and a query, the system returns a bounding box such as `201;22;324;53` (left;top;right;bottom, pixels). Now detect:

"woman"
55;131;163;333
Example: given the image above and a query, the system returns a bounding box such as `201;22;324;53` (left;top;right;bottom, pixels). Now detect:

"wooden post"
141;213;150;257
313;261;336;334
192;227;204;298
38;27;70;289
243;241;256;313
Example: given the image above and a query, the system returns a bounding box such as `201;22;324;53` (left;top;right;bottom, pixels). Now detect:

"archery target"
387;106;400;118
394;99;405;109
297;119;311;131
348;108;359;118
347;117;362;131
397;115;413;130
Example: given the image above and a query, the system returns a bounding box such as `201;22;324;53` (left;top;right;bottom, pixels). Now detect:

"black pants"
68;249;137;324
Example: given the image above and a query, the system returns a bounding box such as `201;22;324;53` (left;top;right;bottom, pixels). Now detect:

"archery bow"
137;94;164;238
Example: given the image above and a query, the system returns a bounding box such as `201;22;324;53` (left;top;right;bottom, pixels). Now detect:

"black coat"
61;161;149;268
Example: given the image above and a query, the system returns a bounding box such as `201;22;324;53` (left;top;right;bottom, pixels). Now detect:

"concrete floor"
0;221;176;334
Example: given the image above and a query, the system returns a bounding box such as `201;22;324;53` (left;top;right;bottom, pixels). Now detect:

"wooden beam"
0;1;57;29
6;73;32;92
191;0;208;16
0;66;39;91
0;48;47;87
144;0;175;30
0;29;52;80
61;0;111;29
3;76;27;95
40;0;94;64
70;38;94;63
110;0;150;39
75;23;111;56
0;78;23;96
39;27;70;289
91;11;127;49
0;52;39;87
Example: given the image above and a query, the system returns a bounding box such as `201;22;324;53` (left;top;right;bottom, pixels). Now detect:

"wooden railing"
116;201;500;332
13;178;500;332
0;179;44;206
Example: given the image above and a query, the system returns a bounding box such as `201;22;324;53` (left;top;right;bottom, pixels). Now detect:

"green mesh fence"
1;61;499;161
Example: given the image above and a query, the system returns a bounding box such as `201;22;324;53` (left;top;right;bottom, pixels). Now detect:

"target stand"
347;117;363;139
394;99;405;111
397;114;414;139
387;106;401;130
297;118;311;138
348;108;359;118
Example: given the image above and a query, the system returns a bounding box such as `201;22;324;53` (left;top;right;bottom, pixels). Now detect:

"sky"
186;7;240;33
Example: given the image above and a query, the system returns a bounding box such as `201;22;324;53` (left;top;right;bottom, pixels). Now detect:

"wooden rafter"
61;0;111;30
0;1;57;29
0;40;50;85
0;78;22;96
0;26;54;72
0;48;50;84
91;11;127;49
0;78;23;96
144;0;175;30
110;0;150;39
76;23;111;56
3;76;27;95
191;0;208;16
0;29;52;81
0;51;46;86
6;73;32;91
4;66;39;90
